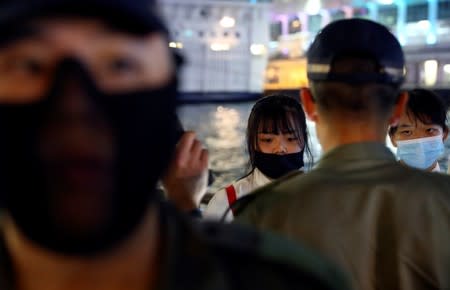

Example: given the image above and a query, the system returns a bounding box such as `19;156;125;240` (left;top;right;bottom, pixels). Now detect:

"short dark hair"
245;94;313;175
310;57;401;118
389;88;448;135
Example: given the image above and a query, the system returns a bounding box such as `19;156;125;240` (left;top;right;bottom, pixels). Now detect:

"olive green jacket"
0;203;350;290
235;142;450;290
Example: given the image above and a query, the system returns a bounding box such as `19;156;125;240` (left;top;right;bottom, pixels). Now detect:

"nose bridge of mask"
396;134;443;146
47;58;101;104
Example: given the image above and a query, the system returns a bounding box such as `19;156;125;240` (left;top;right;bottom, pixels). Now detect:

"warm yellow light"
210;43;231;51
220;16;236;28
292;20;301;28
169;42;183;49
250;44;267;56
443;64;450;74
424;60;438;86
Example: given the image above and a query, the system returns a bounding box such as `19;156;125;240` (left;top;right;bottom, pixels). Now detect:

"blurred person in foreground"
0;0;350;290
389;88;449;172
235;19;450;290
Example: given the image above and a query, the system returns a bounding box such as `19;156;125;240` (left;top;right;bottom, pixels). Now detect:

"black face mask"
254;151;304;179
0;59;178;255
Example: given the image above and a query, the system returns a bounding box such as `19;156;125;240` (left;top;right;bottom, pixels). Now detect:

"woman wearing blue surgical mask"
389;88;449;172
204;94;313;221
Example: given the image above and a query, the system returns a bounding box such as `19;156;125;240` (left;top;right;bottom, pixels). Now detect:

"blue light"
427;34;437;45
269;41;278;49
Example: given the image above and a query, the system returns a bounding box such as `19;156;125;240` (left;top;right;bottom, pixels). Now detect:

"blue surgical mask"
396;135;445;170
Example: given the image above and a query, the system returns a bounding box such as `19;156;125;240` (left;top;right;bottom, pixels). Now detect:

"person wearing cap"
235;19;450;290
389;88;449;172
0;0;352;289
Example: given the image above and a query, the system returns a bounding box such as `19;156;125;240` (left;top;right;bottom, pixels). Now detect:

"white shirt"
432;162;441;173
203;168;272;221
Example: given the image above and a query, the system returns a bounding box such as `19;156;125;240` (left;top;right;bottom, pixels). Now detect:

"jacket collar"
252;167;305;185
252;168;273;186
315;142;397;171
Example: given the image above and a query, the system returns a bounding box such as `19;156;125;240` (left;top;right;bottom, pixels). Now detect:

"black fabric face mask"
0;59;178;255
254;151;304;179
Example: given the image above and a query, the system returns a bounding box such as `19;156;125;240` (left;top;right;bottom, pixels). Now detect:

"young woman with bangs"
204;94;313;221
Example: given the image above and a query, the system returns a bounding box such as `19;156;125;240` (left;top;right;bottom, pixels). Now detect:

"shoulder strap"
225;185;237;215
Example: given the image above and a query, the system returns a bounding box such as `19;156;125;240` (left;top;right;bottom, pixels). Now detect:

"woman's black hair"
389;88;448;136
243;94;313;178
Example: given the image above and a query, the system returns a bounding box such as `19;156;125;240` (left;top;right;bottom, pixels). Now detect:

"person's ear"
389;132;398;147
389;91;408;127
300;88;318;122
443;126;449;141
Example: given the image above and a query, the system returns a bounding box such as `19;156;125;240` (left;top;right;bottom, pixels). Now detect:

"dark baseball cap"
0;0;168;35
307;18;405;85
